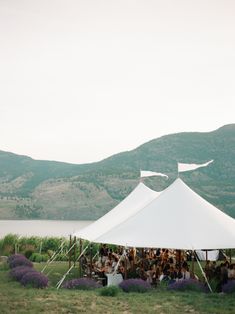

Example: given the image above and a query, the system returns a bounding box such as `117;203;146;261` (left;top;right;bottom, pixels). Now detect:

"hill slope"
0;124;234;220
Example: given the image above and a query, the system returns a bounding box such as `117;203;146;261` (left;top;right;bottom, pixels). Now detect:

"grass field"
1;261;235;314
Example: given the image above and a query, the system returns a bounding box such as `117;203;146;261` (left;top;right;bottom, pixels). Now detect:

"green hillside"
0;124;234;220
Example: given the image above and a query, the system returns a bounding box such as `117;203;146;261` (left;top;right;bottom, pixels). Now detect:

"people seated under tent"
83;243;235;293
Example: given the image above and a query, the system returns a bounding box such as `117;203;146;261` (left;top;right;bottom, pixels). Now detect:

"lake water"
0;220;94;238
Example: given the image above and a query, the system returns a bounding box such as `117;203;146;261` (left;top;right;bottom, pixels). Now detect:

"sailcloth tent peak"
73;182;161;242
95;178;235;250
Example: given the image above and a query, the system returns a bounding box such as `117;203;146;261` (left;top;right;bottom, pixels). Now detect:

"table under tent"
45;178;235;292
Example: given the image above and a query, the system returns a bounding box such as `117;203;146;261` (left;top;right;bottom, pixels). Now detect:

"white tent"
94;178;235;250
73;182;161;241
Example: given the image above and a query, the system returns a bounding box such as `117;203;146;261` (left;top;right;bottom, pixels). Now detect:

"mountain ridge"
0;124;234;220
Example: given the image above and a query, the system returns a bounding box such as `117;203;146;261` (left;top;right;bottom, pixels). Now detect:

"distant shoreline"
0;220;94;238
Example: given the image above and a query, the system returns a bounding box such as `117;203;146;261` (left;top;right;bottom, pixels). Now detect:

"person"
104;261;113;274
146;264;156;284
228;264;235;279
220;262;228;285
99;244;108;257
205;260;213;280
129;248;136;267
80;254;88;274
112;255;119;270
168;266;177;282
175;266;183;281
159;269;170;282
181;266;190;280
118;261;126;279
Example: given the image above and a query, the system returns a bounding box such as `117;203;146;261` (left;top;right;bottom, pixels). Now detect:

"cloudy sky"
0;0;234;164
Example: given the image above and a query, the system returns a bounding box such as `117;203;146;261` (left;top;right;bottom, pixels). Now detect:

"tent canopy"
73;182;161;241
94;178;235;250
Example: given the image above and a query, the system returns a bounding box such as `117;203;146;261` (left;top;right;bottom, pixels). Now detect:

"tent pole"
229;249;232;264
124;247;127;280
69;235;72;269
89;242;93;278
73;236;76;266
79;238;82;277
178;250;181;269
41;240;66;273
112;250;126;275
43;241;77;276
191;250;195;276
195;253;213;293
206;250;208;262
56;245;89;289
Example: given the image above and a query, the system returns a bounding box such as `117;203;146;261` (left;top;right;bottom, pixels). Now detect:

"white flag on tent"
140;170;168;178
178;160;214;173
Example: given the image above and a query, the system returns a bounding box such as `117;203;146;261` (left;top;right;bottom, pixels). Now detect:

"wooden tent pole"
79;239;82;277
124;253;127;280
73;236;76;266
69;235;72;269
195;254;213;293
179;250;181;269
191;250;195;276
89;243;93;278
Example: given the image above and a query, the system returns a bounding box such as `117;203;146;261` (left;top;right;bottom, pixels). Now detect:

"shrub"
222;280;235;294
9;266;36;281
24;250;34;259
21;271;48;288
8;255;33;269
29;253;48;263
168;279;207;292
119;279;151;293
19;236;40;247
63;278;101;290
1;234;19;255
0;257;9;271
7;254;26;264
42;238;62;252
47;250;55;258
99;285;120;297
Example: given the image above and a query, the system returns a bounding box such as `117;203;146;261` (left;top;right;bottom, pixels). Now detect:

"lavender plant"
168;279;207;292
63;278;101;290
9;266;36;281
119;279;151;293
20;271;48;288
7;254;27;264
8;255;33;269
222;280;235;294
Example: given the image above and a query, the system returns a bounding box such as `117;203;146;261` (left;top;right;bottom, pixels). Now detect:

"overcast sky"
0;0;234;164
